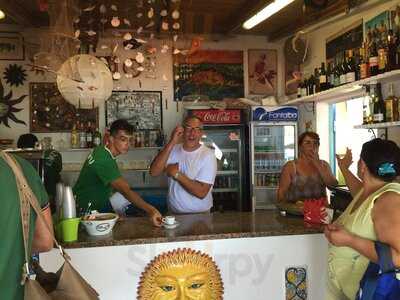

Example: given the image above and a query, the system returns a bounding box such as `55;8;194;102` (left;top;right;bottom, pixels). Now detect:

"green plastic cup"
60;218;80;242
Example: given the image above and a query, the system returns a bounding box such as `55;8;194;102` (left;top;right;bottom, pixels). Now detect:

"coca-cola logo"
193;110;240;124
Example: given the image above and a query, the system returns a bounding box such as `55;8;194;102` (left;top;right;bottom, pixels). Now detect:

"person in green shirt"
0;152;53;300
73;119;162;226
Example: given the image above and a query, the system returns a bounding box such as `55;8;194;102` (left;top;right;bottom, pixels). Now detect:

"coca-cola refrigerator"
187;109;250;212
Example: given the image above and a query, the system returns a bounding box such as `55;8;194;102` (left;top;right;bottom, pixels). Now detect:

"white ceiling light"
243;0;295;30
0;10;5;20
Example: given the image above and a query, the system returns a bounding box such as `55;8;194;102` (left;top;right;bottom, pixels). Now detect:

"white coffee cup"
162;216;175;225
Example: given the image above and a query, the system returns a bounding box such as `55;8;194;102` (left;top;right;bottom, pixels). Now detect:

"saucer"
162;221;180;229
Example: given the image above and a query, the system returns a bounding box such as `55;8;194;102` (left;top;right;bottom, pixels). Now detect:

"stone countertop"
62;211;324;249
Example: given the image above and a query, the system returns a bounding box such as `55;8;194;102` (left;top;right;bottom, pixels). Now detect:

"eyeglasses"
183;125;202;132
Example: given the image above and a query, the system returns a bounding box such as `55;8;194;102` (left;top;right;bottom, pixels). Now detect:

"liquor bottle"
385;83;399;122
86;121;93;148
327;62;333;89
308;73;315;95
363;86;371;125
79;121;87;148
339;52;347;85
314;68;320;93
373;83;385;123
93;127;102;147
387;29;397;71
359;47;369;79
301;79;308;97
319;62;327;91
333;58;340;87
369;29;379;76
297;81;302;98
345;49;356;83
71;123;79;148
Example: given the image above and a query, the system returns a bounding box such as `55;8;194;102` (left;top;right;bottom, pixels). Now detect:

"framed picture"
248;49;277;96
105;91;162;130
285;61;301;95
30;82;98;133
0;32;25;60
173;50;244;101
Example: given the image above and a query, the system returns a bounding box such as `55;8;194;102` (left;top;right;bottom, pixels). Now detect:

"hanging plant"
3;64;27;87
0;79;27;127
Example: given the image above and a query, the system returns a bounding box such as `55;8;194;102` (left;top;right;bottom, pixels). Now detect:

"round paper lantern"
56;54;113;109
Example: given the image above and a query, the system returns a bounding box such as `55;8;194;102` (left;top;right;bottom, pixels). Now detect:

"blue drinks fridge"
250;106;298;210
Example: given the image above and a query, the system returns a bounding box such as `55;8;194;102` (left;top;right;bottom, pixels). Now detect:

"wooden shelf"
282;69;400;105
354;121;400;129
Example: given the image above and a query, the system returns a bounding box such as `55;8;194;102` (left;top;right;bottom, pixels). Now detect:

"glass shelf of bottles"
354;121;400;129
284;69;400;105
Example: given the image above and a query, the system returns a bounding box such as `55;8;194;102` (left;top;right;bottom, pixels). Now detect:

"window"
330;97;376;185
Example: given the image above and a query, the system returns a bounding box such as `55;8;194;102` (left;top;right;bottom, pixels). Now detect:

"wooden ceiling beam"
0;0;36;26
221;0;270;33
268;0;349;41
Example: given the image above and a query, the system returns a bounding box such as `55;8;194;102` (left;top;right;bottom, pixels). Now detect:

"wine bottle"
363;86;371;124
314;68;320;93
319;62;327;91
86;121;93;148
359;47;369;79
71;123;79;149
339;52;347;85
373;83;385;123
93;127;102;147
79;121;87;148
369;28;379;76
387;29;397;71
345;49;356;83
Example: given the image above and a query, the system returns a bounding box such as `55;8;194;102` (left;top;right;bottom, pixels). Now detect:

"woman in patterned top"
277;131;338;203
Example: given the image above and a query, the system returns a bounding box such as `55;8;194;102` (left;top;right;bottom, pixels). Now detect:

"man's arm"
111;177;162;226
150;126;183;177
32;206;54;252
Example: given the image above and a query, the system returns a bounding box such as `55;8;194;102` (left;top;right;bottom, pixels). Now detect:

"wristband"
173;171;180;180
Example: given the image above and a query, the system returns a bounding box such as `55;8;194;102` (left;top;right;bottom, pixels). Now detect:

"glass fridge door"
202;127;242;211
251;123;296;210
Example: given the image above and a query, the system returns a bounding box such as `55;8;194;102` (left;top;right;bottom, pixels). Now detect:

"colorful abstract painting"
173;50;244;101
285;266;307;300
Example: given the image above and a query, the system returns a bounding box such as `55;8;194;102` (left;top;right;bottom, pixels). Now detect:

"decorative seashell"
111;16;120;27
83;5;96;12
162;74;168;81
123;18;131;26
100;18;108;24
147;7;154;18
160;9;168;17
136;12;143;18
99;4;107;13
137;26;143;34
135;38;147;44
135;52;145;63
111;4;118;11
124;58;133;67
161;21;169;31
146;20;155;28
137;66;145;72
173;34;178;42
124;32;132;40
172;9;180;19
112;43;119;54
172;22;180;30
87;30;97;36
113;72;121;80
74;29;80;38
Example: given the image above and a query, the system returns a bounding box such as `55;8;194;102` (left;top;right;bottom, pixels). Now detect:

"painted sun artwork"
0;79;26;127
285;266;307;300
138;248;224;300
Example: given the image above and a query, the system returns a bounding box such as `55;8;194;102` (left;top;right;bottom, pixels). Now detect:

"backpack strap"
375;242;396;273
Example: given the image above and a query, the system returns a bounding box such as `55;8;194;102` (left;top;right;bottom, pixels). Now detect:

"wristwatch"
174;171;180;180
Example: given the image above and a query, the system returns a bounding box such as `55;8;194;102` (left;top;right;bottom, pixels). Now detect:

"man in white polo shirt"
150;116;217;214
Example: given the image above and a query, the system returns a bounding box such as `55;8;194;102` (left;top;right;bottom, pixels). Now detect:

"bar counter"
42;210;328;299
63;210;324;248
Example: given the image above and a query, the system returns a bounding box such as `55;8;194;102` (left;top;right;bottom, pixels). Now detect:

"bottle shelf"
354;121;400;129
217;170;238;175
282;69;400;105
254;186;277;190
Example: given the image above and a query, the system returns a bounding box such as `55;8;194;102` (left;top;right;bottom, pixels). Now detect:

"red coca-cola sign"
191;109;241;124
